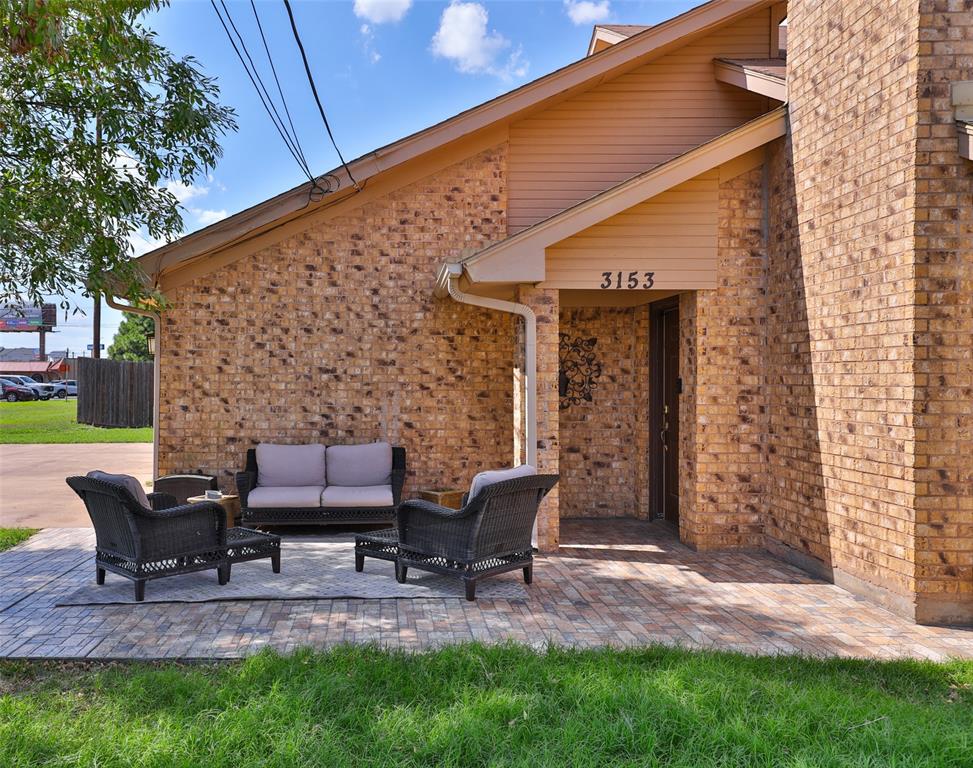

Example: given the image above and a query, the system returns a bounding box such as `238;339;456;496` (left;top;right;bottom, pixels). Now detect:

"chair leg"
523;563;533;585
218;563;230;585
395;562;408;584
272;551;281;574
134;579;146;602
355;551;364;572
96;566;105;585
464;579;477;602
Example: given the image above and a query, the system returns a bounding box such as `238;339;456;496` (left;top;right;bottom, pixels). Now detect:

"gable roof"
139;0;778;284
586;24;653;55
443;106;787;287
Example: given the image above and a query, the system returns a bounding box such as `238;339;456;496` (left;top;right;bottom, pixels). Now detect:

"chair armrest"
135;501;226;557
147;492;179;511
235;471;256;507
396;499;479;560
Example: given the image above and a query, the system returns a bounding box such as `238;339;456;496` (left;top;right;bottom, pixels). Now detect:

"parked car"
49;379;77;398
0;377;37;402
4;375;53;400
51;379;78;397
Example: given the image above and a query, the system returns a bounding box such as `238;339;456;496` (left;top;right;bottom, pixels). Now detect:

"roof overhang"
586;25;651;56
445;106;787;290
714;58;787;100
140;0;778;284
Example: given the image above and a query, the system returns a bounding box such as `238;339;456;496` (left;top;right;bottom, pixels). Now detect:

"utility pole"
93;117;101;358
92;293;101;358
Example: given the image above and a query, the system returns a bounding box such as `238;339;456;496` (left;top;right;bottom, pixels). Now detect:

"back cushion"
469;465;537;501
327;442;393;487
256;444;326;487
87;470;151;509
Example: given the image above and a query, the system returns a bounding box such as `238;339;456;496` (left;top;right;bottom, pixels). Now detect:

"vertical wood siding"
508;11;770;232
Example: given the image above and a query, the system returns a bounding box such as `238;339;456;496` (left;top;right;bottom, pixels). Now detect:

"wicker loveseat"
236;442;406;526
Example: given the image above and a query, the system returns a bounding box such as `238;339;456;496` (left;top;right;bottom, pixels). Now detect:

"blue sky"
3;0;699;357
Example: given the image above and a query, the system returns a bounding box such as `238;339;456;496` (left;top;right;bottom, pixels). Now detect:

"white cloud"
431;2;528;80
192;208;228;226
564;0;611;25
353;0;411;24
166;180;209;204
360;24;382;63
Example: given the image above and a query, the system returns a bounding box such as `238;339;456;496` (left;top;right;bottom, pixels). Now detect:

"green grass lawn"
0;400;151;444
0;529;36;552
1;645;970;767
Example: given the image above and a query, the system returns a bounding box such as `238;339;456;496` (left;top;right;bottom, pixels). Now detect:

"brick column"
517;285;559;552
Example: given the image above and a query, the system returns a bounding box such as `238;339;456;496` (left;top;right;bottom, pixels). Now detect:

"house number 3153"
600;271;655;289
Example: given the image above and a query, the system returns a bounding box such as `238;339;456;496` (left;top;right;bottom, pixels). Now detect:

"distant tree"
108;313;153;361
0;0;236;310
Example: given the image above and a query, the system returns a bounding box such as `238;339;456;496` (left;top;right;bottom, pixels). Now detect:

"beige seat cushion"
256;444;326;487
247;486;324;508
468;465;537;501
326;442;392;486
320;485;393;508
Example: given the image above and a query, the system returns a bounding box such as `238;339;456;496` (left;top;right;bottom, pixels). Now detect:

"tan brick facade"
159;146;516;501
558;306;650;520
153;0;972;625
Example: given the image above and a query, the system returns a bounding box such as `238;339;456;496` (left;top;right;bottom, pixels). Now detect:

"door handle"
660;423;668;451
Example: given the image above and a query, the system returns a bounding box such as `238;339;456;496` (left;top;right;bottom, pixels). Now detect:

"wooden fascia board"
139;0;773;275
462;107;787;284
587;27;630;56
714;59;787;100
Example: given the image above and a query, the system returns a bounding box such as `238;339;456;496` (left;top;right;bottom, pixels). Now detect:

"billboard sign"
0;304;57;332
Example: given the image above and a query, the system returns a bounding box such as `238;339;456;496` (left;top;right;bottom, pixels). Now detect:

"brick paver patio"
1;519;970;660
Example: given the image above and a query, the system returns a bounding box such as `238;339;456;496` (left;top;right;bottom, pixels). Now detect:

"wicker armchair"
66;475;227;601
152;474;218;505
396;473;559;600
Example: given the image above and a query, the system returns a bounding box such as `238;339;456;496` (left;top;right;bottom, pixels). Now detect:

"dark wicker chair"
67;475;232;601
395;473;559;600
237;446;407;526
152;474;218;505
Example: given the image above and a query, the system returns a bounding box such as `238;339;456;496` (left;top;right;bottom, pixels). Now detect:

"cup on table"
205;489;222;500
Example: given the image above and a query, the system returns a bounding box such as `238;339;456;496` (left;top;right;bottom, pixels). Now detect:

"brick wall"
780;0;924;616
681;166;768;550
158;145;516;500
912;0;973;623
558;306;650;519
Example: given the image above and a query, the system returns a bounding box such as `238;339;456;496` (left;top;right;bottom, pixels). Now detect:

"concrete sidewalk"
0;443;152;527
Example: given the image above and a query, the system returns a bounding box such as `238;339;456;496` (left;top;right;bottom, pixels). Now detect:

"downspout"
104;295;160;481
436;263;537;468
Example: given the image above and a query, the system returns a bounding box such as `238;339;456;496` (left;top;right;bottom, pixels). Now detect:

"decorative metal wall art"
559;334;602;409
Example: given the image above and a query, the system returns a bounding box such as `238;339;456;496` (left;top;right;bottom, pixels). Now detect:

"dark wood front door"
650;297;680;525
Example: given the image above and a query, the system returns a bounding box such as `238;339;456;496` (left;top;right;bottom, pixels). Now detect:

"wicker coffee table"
223;527;281;581
354;528;398;573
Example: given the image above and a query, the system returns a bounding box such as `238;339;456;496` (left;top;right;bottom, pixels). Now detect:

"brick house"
136;0;972;626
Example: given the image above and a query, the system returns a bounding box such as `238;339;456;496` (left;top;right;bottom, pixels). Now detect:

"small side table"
187;494;241;530
418;488;466;510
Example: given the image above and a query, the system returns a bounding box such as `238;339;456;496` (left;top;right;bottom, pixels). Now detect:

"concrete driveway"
0;443;152;527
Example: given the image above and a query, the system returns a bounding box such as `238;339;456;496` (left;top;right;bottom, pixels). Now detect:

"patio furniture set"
66;443;558;602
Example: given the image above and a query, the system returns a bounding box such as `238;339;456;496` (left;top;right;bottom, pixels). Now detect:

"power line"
249;0;310;177
209;0;314;185
281;0;359;190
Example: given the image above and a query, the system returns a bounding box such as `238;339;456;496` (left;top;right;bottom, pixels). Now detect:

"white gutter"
104;295;161;481
435;263;537;468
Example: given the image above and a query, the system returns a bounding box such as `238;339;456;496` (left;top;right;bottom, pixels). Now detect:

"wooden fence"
76;357;153;428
